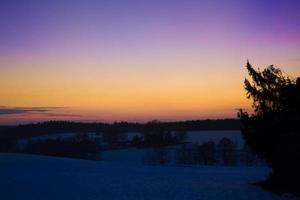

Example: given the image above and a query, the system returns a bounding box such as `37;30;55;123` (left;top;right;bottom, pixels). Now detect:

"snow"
101;148;145;165
17;132;100;145
1;153;298;200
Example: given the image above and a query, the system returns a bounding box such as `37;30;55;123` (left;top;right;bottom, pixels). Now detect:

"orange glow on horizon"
1;54;299;124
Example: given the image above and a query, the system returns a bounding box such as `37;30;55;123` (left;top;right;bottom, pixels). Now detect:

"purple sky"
1;0;299;55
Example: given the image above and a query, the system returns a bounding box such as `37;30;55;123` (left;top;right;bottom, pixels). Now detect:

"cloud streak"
0;107;63;115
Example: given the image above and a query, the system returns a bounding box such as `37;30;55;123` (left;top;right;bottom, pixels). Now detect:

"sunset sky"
1;0;300;124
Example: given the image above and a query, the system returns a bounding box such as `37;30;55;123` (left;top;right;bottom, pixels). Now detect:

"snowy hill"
0;153;298;200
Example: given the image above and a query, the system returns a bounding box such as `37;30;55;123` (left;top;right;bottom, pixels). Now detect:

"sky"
0;0;300;124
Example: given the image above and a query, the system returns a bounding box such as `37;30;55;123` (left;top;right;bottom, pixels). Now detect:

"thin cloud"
0;107;63;115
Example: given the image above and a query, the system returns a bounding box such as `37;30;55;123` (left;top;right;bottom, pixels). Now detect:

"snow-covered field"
17;132;101;145
1;153;298;200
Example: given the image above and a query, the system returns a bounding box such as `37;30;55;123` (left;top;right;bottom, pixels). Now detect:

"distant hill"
0;119;241;140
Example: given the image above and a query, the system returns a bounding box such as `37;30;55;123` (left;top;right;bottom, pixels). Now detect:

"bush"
217;138;237;166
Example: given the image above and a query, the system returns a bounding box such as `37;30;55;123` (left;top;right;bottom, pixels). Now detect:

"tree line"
16;133;101;160
0;119;240;140
145;138;256;166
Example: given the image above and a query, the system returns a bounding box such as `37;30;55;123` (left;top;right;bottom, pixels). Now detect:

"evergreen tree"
239;61;300;194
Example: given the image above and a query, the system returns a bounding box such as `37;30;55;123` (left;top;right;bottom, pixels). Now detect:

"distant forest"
0;119;240;140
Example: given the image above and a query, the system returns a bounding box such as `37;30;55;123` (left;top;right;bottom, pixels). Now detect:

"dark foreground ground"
1;153;299;200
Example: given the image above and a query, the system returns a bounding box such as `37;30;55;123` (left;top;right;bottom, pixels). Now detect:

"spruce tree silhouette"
239;61;300;195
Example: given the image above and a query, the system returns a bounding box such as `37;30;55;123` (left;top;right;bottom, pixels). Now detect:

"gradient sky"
0;0;300;124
